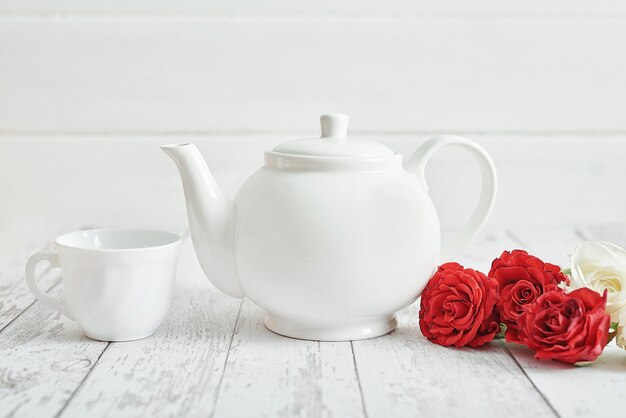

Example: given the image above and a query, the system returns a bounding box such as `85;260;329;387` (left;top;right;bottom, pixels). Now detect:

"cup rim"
54;228;183;253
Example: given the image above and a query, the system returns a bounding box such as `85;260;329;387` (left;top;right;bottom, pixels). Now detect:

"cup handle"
25;250;73;319
406;135;497;262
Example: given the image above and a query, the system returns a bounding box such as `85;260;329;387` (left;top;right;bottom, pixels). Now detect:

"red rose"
488;250;569;342
419;262;499;348
517;288;609;365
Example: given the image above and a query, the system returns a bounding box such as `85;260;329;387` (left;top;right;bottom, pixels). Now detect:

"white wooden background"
1;0;625;232
1;2;626;417
2;1;626;133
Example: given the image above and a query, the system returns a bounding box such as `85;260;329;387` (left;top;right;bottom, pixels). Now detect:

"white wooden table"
1;223;625;418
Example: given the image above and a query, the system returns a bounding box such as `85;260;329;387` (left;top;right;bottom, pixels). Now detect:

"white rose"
569;241;626;322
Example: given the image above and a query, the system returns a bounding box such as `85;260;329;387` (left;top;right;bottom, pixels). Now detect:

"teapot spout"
162;143;244;297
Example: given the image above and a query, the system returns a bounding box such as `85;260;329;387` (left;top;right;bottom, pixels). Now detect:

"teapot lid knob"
320;114;349;140
270;113;394;158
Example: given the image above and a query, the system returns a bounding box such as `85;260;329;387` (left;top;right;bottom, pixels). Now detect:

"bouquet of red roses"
418;241;626;365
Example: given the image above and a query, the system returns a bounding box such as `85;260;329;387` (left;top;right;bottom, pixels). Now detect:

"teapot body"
162;113;497;341
233;160;440;340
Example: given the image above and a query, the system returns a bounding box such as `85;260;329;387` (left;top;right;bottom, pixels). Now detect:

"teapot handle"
406;135;497;262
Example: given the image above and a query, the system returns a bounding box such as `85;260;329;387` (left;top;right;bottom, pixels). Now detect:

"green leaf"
494;323;507;340
561;267;571;275
606;322;619;345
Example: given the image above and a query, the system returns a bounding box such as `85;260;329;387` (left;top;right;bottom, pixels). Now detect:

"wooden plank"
58;242;242;417
507;226;626;418
0;223;75;331
351;231;556;418
1;0;625;16
2;18;626;133
0;286;108;418
213;299;364;418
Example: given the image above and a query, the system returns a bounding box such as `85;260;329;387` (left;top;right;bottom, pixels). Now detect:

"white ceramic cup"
25;229;183;342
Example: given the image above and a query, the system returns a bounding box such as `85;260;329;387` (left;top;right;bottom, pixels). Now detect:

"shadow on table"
507;342;626;372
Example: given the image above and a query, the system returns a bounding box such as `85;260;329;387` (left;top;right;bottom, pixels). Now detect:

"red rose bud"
516;288;609;365
488;250;569;343
419;262;499;348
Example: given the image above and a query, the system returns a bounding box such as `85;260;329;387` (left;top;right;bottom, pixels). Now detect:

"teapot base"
263;314;397;342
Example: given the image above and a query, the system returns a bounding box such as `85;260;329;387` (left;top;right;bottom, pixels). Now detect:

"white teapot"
163;114;496;341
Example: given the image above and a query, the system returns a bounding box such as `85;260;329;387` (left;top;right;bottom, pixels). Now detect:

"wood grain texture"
0;285;108;418
1;225;625;417
213;299;364;418
2;0;625;16
58;242;242;418
1;17;625;133
352;295;555;418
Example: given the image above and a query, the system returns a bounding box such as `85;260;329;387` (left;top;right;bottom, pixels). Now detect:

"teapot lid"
271;114;395;158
